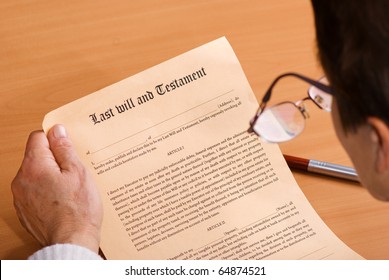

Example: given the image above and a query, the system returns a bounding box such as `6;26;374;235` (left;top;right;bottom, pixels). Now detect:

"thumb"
47;124;81;171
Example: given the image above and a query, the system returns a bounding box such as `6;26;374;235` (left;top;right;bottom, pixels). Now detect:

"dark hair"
311;0;389;132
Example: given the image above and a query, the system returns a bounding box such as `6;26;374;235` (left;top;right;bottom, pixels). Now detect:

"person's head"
311;0;389;200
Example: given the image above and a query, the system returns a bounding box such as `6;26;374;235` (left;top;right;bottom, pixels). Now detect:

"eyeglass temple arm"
261;72;333;104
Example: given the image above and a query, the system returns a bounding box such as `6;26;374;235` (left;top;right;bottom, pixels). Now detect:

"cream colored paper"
43;37;362;259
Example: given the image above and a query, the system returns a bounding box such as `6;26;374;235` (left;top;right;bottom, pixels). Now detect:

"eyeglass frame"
248;72;334;138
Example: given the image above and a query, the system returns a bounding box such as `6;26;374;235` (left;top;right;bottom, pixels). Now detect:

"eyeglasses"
249;72;333;143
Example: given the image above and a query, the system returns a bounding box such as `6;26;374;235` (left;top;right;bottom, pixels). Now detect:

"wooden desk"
1;0;388;259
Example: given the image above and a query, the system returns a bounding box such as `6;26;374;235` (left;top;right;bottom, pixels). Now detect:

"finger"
19;130;60;172
47;124;82;172
24;130;51;158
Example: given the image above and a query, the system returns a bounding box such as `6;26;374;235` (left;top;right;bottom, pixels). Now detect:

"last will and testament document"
43;37;362;260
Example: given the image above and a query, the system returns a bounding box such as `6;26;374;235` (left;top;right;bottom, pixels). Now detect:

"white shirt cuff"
28;244;103;260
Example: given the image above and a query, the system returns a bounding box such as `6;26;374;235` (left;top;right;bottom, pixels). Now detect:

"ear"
367;117;389;173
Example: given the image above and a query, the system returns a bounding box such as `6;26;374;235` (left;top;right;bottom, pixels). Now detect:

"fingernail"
53;125;67;138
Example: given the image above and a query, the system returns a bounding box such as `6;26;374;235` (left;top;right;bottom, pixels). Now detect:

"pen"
283;154;360;183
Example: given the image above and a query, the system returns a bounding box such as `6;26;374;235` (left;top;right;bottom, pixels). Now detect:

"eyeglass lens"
253;77;332;143
308;77;332;112
253;102;305;142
